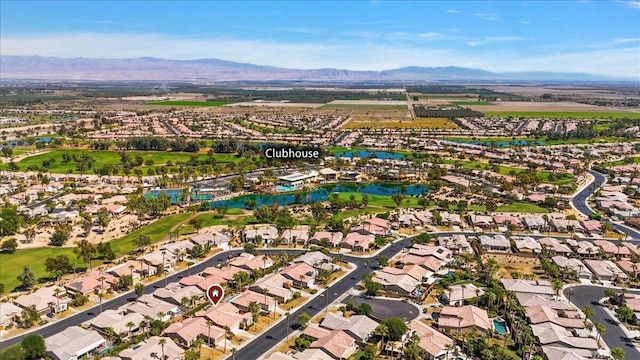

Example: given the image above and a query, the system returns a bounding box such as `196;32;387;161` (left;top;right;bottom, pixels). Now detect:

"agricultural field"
465;101;640;119
0;149;246;174
146;100;232;107
342;117;457;130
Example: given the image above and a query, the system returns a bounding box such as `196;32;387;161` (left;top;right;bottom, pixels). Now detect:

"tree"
365;280;383;296
374;324;389;351
391;194;404;208
134;234;151;249
17;265;35;289
159;338;167;360
44;255;73;282
74;239;96;269
21;334;46;359
1;238;18;254
611;347;626;360
96;208;110;231
189;217;204;233
248;301;261;323
357;303;372;316
20;305;40;328
594;322;606;345
0;345;25;360
362;344;377;360
297;312;311;329
0;207;21;236
49;223;72;246
618;306;634;324
135;282;145;297
605;288;618;300
381;317;408;341
23;228;36;244
377;255;389;267
582;305;593;325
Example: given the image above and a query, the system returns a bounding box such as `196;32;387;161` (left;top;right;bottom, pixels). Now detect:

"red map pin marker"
206;284;225;307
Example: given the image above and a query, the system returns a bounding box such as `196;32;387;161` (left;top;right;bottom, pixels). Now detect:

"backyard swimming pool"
493;319;509;334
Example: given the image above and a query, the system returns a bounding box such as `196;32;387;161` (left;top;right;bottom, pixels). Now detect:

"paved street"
565;286;640;359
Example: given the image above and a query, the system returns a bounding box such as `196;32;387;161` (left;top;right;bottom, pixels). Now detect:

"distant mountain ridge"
0;55;618;82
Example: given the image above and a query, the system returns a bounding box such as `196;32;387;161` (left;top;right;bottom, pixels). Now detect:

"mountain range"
0;55;618;82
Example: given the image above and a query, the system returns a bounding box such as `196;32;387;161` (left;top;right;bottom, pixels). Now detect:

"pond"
333;150;405;159
208;182;428;209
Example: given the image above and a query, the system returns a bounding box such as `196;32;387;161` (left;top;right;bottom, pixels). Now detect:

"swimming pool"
493;319;508;334
275;185;300;192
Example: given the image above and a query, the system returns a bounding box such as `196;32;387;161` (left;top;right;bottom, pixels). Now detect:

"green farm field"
1;149;245;174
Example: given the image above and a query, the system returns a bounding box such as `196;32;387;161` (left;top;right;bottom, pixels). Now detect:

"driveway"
344;295;420;321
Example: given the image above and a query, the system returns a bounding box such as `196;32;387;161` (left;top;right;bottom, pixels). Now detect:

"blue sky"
1;1;639;77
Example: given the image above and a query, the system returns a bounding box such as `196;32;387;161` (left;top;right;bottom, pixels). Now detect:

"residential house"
85;309;144;339
436;234;472;254
124;294;180;321
371;271;418;296
319;312;379;344
294;251;337;272
196;302;253;332
479;234;511;252
501;279;555;296
341;232;375;251
45;326;106;360
580;220;603;235
571;241;600;258
64;271;117;296
593;240;632;258
523;216;547;230
164;316;225;347
107;260;143;280
551;256;592;280
469;214;494;228
231;290;278;312
443;283;485;306
152;283;202;307
243;225;278;244
531;322;598;352
190;232;230;248
408;319;453;360
310;231;343;248
539;238;573;255
616;260;640;278
302;325;358;359
583;260;628;281
252;273;295;303
0;302;22;328
14;286;69;315
525;305;585;328
281;227;310;246
139;250;177;271
514;236;542;253
551;219;583;233
515;293;573;311
437;305;491;333
161;240;196;257
493;215;522;229
120;336;184;360
281;262;316;288
230;253;274;272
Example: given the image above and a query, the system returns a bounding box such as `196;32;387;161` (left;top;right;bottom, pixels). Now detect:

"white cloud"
516;20;530;25
0;32;637;78
614;37;640;43
446;10;459;13
475;13;499;21
417;32;440;40
626;1;640;8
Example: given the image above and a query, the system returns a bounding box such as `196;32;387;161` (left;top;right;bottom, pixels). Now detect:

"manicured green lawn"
0;149;245;174
601;157;640;167
497;202;548;213
0;212;194;293
146;100;232;106
335;192;421;209
441;159;575;185
0;247;84;293
482;111;640;119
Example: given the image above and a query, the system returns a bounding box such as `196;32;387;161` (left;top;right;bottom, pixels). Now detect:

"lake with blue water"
208;182;428;209
333;150;405;159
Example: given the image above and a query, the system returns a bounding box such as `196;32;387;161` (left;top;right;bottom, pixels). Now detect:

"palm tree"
375;324;389;352
285;311;291;341
207;320;213;346
161;251;167;286
98;291;104;313
231;347;237;360
457;315;463;333
159;338;167;360
223;326;231;352
192;338;204;357
53;288;62;311
129;264;135;284
126;321;135;338
594;322;606;346
582;306;593;326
